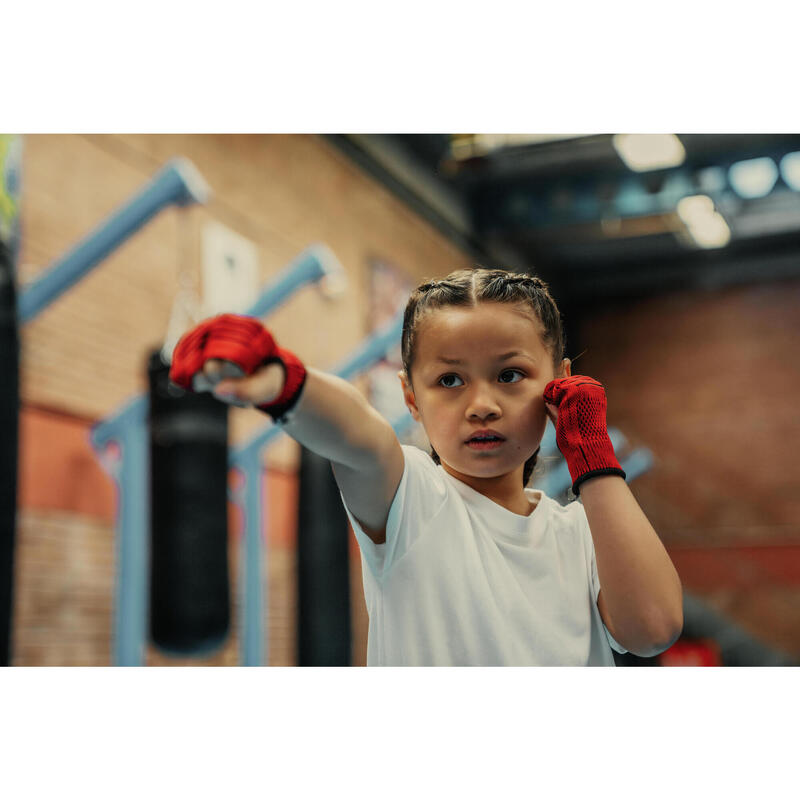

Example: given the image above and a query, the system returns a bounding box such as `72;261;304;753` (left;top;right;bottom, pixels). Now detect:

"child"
170;268;683;666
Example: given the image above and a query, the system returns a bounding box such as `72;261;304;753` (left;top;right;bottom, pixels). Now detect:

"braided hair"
401;267;566;487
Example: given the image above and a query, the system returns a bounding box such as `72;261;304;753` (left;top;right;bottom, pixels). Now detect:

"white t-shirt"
340;445;627;666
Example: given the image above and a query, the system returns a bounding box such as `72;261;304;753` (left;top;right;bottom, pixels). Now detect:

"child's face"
399;302;571;485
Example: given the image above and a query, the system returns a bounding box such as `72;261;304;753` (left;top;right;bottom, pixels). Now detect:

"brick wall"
13;134;472;666
578;279;800;657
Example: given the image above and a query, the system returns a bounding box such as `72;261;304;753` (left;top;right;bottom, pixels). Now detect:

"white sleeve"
338;445;447;582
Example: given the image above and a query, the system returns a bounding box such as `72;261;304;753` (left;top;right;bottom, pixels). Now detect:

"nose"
465;383;501;421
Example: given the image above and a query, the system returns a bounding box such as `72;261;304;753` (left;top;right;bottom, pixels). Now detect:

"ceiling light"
676;194;730;249
696;166;727;194
613;134;686;172
449;134;594;160
685;213;731;249
779;152;800;191
676;194;715;224
728;157;778;199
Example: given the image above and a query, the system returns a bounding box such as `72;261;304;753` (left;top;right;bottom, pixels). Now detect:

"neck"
441;462;532;515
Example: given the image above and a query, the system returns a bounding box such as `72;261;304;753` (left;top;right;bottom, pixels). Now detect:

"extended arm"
219;364;403;544
171;315;403;544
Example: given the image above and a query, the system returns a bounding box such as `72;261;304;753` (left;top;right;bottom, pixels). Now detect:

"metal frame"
230;308;413;665
15;157;209;664
91;245;343;665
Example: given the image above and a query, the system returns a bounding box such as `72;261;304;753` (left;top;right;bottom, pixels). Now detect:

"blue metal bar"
90;397;149;666
235;401;413;669
618;447;654;483
328;310;405;382
534;427;653;499
246;244;344;318
232;307;405;665
234;450;265;667
233;309;405;465
90;247;342;666
389;410;416;438
19;158;209;323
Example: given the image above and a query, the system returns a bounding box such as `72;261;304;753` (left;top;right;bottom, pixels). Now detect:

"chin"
444;452;517;478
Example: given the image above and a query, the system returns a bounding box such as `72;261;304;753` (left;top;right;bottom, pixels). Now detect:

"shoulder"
398;445;450;510
401;443;436;469
537;495;590;540
533;491;583;521
400;444;444;481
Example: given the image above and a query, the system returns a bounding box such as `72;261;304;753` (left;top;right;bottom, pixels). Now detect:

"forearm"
278;366;393;471
579;475;683;654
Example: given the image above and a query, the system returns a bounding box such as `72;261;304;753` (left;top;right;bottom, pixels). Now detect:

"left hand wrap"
169;313;307;422
543;376;626;496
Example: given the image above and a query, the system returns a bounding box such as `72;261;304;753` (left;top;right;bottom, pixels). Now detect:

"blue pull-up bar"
91;245;344;666
16;157;210;665
19;158;209;323
231;309;411;666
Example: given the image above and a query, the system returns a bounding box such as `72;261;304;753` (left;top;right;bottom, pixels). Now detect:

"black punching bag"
297;447;351;666
0;237;18;667
148;350;230;655
0;135;20;667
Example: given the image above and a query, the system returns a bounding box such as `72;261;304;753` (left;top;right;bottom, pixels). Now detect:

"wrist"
254;362;287;406
571;467;627;496
561;433;625;496
256;349;307;422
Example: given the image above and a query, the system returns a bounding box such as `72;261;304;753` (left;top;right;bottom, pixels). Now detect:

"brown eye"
438;374;464;388
499;369;524;384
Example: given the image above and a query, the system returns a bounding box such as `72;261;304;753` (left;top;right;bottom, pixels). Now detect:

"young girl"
169;267;683;666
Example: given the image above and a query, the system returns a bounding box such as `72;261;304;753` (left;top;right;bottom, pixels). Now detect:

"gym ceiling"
328;134;800;304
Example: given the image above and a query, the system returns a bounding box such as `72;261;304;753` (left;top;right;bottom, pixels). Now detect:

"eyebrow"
434;351;535;365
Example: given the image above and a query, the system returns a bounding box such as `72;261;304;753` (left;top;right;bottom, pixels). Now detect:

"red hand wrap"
169;314;307;422
543;375;625;496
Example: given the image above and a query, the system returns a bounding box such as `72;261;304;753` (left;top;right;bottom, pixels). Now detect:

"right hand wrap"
169;313;307;421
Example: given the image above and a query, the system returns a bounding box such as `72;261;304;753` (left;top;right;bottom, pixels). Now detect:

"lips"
465;429;506;443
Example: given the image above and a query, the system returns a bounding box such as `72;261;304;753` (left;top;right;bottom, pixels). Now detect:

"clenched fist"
169;314;307;422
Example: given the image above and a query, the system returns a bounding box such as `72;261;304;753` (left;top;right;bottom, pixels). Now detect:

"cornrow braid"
503;274;547;289
417;278;459;293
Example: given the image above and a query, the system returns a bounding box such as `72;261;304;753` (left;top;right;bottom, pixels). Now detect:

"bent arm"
580;475;684;657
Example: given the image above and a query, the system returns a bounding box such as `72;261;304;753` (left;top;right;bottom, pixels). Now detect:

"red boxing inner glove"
543;375;626;496
169;313;307;422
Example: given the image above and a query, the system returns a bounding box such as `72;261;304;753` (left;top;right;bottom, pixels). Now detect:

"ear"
558;358;572;379
398;370;422;422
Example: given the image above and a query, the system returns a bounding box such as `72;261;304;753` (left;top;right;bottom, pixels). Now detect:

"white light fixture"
728;157;778;199
676;195;714;223
696;166;727;194
686;214;731;249
676;194;731;249
779;152;800;191
613;134;686;172
450;134;594;160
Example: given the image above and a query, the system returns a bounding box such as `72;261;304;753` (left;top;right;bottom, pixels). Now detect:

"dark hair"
401;267;566;487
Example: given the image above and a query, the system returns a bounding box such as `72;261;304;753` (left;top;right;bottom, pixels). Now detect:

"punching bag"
148;350;230;655
0;238;18;668
0;135;21;666
297;447;351;666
